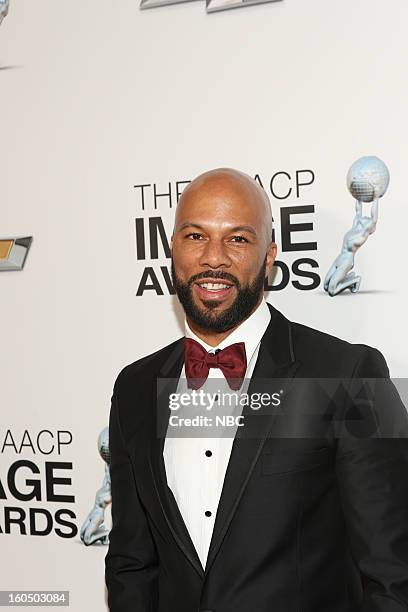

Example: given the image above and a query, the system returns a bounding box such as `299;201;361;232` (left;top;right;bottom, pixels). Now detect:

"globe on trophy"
324;156;390;296
0;0;9;26
80;426;112;546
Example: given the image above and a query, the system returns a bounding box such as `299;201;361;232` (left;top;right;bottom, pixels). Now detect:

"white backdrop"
1;0;407;610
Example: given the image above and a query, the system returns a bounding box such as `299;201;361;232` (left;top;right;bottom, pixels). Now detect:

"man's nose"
198;239;232;268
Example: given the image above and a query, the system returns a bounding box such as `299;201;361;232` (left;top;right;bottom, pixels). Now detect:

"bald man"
105;168;408;612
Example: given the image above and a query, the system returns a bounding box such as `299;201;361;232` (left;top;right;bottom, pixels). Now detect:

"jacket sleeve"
105;381;159;612
335;347;408;611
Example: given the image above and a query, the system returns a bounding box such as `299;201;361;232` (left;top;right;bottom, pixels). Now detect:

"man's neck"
186;297;264;347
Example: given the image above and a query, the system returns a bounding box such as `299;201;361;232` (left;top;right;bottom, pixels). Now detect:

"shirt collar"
184;297;271;365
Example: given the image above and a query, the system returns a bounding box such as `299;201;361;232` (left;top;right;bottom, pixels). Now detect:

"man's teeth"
199;282;231;290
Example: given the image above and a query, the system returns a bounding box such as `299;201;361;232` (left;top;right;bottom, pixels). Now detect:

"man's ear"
265;241;277;275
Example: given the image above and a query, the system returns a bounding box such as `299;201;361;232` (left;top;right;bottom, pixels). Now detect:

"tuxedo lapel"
148;337;206;578
203;302;301;576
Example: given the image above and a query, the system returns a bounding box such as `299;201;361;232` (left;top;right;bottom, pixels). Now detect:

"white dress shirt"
163;298;271;570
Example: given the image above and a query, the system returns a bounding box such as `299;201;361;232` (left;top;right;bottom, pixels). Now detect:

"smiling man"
105;168;408;612
171;168;276;342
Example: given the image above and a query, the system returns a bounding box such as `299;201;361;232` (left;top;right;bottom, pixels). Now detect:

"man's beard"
171;256;267;333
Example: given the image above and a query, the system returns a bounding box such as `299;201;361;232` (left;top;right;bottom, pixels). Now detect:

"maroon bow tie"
184;337;247;390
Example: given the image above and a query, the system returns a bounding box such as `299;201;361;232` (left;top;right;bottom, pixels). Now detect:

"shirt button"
205;510;212;517
205;450;212;457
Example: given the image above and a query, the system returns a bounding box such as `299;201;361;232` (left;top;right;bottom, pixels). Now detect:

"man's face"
171;178;276;333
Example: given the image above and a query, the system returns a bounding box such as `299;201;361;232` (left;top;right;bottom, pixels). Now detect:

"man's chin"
193;295;233;313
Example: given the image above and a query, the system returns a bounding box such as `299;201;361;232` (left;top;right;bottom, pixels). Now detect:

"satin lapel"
203;303;301;576
148;337;206;578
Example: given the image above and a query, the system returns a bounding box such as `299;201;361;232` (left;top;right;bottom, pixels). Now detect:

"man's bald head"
174;167;273;245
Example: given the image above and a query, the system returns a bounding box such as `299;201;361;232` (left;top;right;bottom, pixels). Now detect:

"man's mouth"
193;280;236;301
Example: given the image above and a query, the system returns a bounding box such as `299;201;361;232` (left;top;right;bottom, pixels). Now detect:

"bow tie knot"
204;350;221;367
184;338;247;390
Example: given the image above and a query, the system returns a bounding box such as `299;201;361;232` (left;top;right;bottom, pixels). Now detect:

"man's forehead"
175;195;263;229
177;179;264;218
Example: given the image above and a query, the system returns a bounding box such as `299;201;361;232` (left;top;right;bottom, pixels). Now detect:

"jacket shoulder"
289;317;386;374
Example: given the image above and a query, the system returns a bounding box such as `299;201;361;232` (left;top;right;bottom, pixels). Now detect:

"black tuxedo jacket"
105;302;408;612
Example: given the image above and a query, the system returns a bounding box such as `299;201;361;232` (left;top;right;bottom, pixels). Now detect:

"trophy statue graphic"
324;156;390;296
80;427;112;546
0;0;9;26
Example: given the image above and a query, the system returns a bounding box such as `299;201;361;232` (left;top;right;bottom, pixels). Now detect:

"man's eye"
230;235;248;243
185;233;203;240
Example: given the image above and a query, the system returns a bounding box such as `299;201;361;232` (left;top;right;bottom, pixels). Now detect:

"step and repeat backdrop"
1;0;407;610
